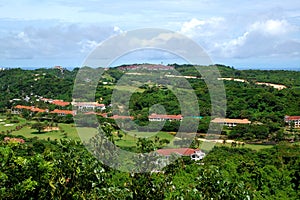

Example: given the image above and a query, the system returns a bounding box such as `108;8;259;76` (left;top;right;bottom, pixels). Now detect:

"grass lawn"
197;141;274;151
0;115;27;133
11;123;97;141
115;131;175;147
104;85;145;93
3;115;276;151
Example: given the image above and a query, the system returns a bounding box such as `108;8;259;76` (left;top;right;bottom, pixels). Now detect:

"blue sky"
0;0;300;69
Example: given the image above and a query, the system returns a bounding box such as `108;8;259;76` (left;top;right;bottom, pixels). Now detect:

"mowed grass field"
1;115;276;151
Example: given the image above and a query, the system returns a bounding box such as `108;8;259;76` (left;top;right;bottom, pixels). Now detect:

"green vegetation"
1;64;300;198
0;135;299;199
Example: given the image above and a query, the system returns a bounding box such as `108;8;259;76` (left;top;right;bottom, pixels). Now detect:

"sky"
0;0;300;70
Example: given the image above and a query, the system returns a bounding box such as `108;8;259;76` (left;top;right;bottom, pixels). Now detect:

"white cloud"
180;17;225;38
249;19;294;36
214;19;300;58
0;24;121;60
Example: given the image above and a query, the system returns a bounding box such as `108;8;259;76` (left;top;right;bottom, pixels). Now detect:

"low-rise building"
50;109;76;116
73;102;106;111
285;116;300;128
156;148;205;161
148;114;183;121
211;118;251;127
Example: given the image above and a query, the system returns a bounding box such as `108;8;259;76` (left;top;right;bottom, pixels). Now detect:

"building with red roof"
13;105;47;113
31;107;47;113
50;109;76;116
51;100;70;107
148;113;183;121
156;148;205;161
285;116;300;128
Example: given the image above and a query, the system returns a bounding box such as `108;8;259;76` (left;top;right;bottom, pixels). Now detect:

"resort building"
50;109;76;116
72;102;106;111
156;148;206;161
285;116;300;128
148;114;183;122
211;118;251;127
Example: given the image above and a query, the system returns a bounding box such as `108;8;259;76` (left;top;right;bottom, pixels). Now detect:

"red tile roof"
52;100;70;106
156;148;198;156
14;105;33;110
31;107;46;113
149;114;183;120
15;105;46;113
50;109;75;116
285;116;300;120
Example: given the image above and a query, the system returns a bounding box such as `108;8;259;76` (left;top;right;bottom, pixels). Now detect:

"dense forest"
0;134;299;199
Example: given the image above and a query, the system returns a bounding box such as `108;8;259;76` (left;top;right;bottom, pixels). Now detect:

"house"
13;105;47;114
50;109;76;116
285;116;300;128
148;114;183;121
30;107;47;113
211;118;251;127
73;102;106;111
51;100;70;107
156;148;205;161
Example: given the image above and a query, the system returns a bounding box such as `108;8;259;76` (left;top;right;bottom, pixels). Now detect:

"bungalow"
50;109;76;116
285;116;300;128
51;100;70;107
211;118;251;127
156;148;205;161
13;105;47;114
148;114;183;122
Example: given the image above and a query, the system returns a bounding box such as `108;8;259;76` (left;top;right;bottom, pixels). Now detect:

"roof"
14;105;33;110
15;105;46;113
74;102;105;107
149;114;183;120
285;116;300;121
211;118;251;124
156;148;198;156
110;115;134;120
52;100;70;106
31;107;46;113
50;109;75;116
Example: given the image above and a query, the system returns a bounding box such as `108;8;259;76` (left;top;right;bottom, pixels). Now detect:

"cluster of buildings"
13;105;76;116
12;98;106;117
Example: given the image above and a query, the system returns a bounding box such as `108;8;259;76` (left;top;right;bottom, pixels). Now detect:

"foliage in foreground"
0;135;299;199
